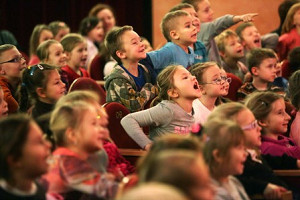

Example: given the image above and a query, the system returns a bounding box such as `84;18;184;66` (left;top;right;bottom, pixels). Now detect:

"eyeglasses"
241;120;259;131
0;55;25;64
201;77;232;85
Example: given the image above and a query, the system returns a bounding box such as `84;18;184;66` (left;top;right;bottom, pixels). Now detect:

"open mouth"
193;82;199;89
2;110;8;116
254;38;260;45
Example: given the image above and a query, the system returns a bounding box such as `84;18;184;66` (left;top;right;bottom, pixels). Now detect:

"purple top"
261;135;300;159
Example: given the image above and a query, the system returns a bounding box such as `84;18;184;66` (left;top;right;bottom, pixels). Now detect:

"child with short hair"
244;92;300;160
182;0;258;64
208;102;289;199
190;62;229;124
237;48;284;101
79;16;104;66
61;33;90;86
0;114;51;199
0;86;8;118
278;3;300;61
20;63;66;118
215;29;249;81
0;44;26;113
140;10;199;75
203;119;249;200
48;21;70;42
169;3;208;64
104;26;158;112
37;39;66;68
28;24;54;65
289;70;300;145
43;100;118;199
121;65;201;150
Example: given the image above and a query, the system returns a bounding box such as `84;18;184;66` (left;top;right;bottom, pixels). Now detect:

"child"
208;102;288;199
28;24;54;65
278;3;300;61
244;91;300;160
182;0;257;64
104;25;158;112
0;114;51;199
20;64;66;118
0;86;8;118
0;44;26;113
48;21;70;42
189;62;228;124
61;33;90;86
79;17;104;67
138;150;214;200
203;119;249;200
215;29;249;81
140;10;200;76
121;65;201;150
289;70;300;145
42;100;118;199
169;3;208;64
237;48;284;101
37;39;66;68
89;3;117;35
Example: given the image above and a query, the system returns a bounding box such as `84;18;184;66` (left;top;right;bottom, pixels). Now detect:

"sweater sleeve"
106;78;158;113
121;103;173;148
0;82;18;113
198;15;234;47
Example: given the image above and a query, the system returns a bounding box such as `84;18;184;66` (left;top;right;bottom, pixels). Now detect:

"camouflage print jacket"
104;64;158;112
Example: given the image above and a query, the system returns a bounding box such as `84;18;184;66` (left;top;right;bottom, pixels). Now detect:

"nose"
285;111;291;121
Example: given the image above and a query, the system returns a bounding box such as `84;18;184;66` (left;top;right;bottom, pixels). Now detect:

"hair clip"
37;64;44;70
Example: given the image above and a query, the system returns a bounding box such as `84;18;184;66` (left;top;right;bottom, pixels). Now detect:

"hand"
263;183;287;199
235;13;258;23
144;143;152;151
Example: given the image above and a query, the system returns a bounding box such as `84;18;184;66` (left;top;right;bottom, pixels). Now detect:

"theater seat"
224;73;243;101
68;77;106;105
88;54;106;81
103;102;141;149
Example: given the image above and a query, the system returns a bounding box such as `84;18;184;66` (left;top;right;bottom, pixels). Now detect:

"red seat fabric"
88;54;106;81
68;77;106;105
103;102;140;149
224;73;243;101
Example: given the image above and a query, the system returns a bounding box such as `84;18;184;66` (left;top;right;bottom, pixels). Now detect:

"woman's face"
96;8;116;34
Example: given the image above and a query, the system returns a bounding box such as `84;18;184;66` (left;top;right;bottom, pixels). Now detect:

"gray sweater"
121;100;195;148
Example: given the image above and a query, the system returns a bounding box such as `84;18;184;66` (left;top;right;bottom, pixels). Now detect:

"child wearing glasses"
244;91;300;160
121;64;201;150
189;62;230;125
237;48;285;101
0;44;26;114
208;102;291;199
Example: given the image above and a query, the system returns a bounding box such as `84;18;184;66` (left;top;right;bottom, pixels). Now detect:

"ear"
258;120;267;127
7;155;22;170
116;50;126;60
36;87;47;99
167;88;179;99
251;66;259;76
65;127;78;145
170;30;179;40
199;84;206;95
212;149;223;163
0;67;6;75
219;50;226;58
65;51;71;61
241;40;246;47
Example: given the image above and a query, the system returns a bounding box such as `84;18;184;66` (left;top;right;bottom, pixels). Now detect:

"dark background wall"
0;0;152;55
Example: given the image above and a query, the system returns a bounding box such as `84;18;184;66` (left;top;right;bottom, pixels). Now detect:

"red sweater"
61;65;89;86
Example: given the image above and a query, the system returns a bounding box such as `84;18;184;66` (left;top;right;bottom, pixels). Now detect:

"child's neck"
252;77;269;91
199;95;217;111
5;76;20;90
173;41;191;54
264;130;279;140
7;175;34;192
122;60;139;77
173;98;194;114
68;145;89;160
212;171;229;184
223;57;239;70
295;25;300;35
68;63;81;75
